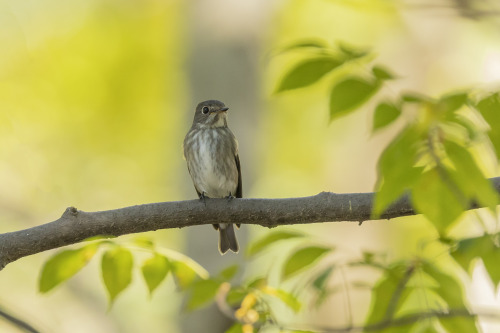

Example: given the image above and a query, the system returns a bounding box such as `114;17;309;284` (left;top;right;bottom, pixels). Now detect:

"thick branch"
1;177;499;270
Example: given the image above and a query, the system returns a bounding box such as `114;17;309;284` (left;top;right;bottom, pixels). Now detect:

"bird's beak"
220;107;229;112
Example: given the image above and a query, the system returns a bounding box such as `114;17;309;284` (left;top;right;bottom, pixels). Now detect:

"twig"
0;306;41;333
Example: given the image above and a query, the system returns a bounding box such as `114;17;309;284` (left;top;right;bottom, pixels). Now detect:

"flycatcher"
183;100;242;254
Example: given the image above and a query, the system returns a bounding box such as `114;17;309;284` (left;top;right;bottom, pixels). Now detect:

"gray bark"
1;176;499;270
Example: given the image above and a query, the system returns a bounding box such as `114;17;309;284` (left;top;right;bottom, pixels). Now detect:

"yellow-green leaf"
101;246;133;305
276;57;342;92
372;101;401;132
330;77;380;121
187;279;221;310
412;168;466;232
246;230;305;257
170;260;199;290
39;243;99;293
372;65;395;80
218;264;239;281
475;93;500;158
282;246;332;280
262;286;301;312
141;253;170;296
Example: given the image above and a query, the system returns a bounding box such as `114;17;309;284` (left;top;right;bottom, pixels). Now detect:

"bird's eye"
202;106;210;114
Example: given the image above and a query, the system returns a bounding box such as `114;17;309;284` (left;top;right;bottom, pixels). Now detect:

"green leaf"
451;235;500;286
447;114;480;141
372;101;401;132
226;288;247;305
412;168;466;232
439;316;478;333
218;264;239;281
372;65;395;80
422;263;478;332
277;39;328;54
330;77;380;121
262;287;301;312
101;246;133;305
401;92;433;104
476;93;500;158
282;246;332;280
439;92;468;115
187;278;221;310
170;260;199;290
141;253;170;296
373;126;423;217
365;263;414;325
312;265;335;291
246;230;305;257
337;42;370;59
422;262;465;308
276;56;342;92
247;277;267;289
444;141;499;210
39;243;99;293
225;323;244;333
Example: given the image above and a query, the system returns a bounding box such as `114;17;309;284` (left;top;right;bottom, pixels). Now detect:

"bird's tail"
218;223;239;254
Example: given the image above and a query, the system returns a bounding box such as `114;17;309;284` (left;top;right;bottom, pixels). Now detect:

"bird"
183;100;242;254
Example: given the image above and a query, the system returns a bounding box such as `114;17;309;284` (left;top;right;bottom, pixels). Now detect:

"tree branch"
1;177;499;270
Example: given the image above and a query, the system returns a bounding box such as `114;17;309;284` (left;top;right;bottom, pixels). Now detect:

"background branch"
1;177;499;270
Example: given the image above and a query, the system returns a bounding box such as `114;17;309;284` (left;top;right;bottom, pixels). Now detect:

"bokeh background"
1;0;500;332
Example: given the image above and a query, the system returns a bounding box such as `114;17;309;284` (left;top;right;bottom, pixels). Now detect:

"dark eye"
202;106;209;114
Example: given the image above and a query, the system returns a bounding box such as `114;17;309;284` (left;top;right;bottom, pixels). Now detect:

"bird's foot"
199;192;208;206
225;193;235;202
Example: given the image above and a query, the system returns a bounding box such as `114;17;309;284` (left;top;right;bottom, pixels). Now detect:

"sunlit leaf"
439;92;469;116
422;262;465;308
447;114;480;141
330;77;380;121
337;42;370;59
101;246;134;305
141;253;170;296
312;265;335;291
373;126;423;218
282;246;332;280
401;92;433;104
372;65;395;80
246;230;305;257
218;264;239;281
444;141;499;210
170;260;199;290
276;39;328;54
225;323;244;333
365;263;414;324
247;277;267;289
39;243;99;293
372;101;401;132
187;278;221;310
262;286;301;312
475;93;500;159
439;316;478;333
412;168;466;232
422;263;478;332
451;234;500;286
276;56;342;92
226;288;247;306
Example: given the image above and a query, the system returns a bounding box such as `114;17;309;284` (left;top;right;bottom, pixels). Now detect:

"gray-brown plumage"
183;100;242;254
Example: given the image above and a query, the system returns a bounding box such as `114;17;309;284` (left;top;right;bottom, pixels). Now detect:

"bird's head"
192;100;229;128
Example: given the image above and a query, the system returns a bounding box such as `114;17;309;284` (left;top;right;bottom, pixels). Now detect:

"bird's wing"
235;154;242;198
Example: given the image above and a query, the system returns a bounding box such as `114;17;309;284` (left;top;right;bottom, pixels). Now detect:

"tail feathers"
218;224;239;255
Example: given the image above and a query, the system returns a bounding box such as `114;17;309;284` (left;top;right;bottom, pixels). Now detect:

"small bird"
183;100;242;254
